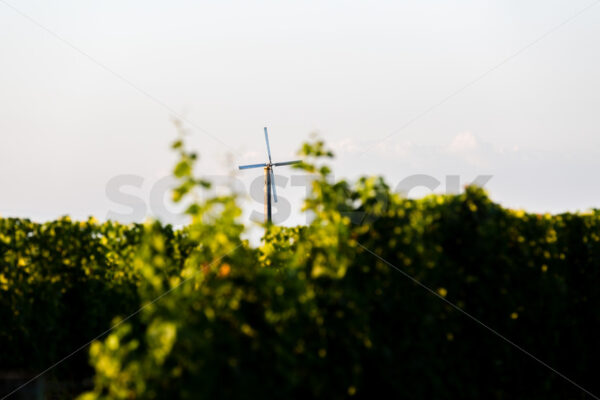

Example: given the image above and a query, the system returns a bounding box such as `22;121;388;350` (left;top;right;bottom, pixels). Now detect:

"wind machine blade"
239;163;267;170
273;160;301;167
270;168;278;203
264;127;272;164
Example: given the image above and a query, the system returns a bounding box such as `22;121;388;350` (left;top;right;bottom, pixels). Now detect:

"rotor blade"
264;127;272;164
270;169;278;203
273;160;301;167
238;163;267;170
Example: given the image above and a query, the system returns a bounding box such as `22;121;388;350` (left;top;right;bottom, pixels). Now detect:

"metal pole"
264;166;272;224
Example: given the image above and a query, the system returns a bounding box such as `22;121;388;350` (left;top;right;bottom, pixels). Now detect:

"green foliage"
0;218;146;376
2;136;600;399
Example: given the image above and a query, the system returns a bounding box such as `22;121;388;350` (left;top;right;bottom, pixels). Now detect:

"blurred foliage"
1;138;600;399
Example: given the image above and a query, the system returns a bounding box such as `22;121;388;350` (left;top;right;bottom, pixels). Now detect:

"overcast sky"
1;0;599;229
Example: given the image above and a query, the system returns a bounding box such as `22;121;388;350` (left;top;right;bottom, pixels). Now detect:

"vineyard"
1;139;600;399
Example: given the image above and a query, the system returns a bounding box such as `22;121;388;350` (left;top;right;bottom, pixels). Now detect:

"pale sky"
1;0;599;228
